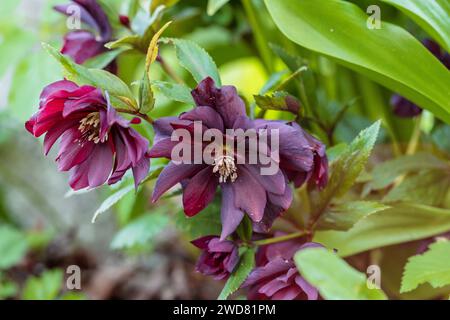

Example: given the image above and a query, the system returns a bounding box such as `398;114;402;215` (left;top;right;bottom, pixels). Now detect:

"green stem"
116;109;154;124
253;231;308;246
242;0;273;73
406;115;422;155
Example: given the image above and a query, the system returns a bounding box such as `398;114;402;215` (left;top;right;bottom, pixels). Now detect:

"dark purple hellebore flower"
191;236;239;280
391;39;449;118
25;80;150;190
55;0;116;71
148;77;328;239
242;239;322;300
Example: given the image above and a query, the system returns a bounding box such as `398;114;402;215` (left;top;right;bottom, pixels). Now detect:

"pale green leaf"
151;80;195;105
138;72;155;114
22;270;63;300
295;248;387;300
207;0;230;16
0;225;28;269
401;240;450;293
92;185;134;223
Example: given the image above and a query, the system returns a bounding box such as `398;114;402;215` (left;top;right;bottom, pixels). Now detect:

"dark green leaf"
151;80;195;105
254;91;300;114
138;72;155;114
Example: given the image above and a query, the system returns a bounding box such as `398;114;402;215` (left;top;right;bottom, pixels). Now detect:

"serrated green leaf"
83;48;126;69
218;247;255;300
401;241;450;293
111;211;169;250
207;0;230;16
254;91;300;114
42;43;138;111
92;185;134;223
22;270;63;300
295;248;387;300
0;225;28;270
314;203;450;257
316;201;389;231
175;200;222;239
163;38;221;86
151;80;195;105
380;0;450;51
265;0;450;123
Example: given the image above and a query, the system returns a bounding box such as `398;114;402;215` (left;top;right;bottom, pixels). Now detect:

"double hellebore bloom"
391;39;449;117
149;77;328;239
54;0;115;71
25;80;150;190
191;236;239;280
242;239;322;300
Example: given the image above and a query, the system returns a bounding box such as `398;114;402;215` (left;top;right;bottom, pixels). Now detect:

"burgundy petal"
220;183;244;240
182;166;218;217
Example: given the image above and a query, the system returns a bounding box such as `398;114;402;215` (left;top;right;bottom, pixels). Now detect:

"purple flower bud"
25;80;150;190
191;236;239;280
242;239;323;300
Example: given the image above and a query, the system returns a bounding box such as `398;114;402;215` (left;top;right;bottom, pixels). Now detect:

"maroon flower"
25;80;150;190
191;236;239;280
392;39;449;118
55;0;116;71
242;239;322;300
149;77;327;239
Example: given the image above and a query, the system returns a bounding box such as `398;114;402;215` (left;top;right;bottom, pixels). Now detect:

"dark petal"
25;114;37;135
182;166;218;217
223;247;239;273
43;119;79;155
295;275;318;300
312;153;328;189
39;80;79;107
391;94;422;118
245;165;285;195
152;162;205;202
191;235;215;250
267;185;293;210
423;39;443;60
180;106;224;132
153;117;178;143
61;30;106;64
220;183;245;240
191;77;217;107
148;138;179;159
232;166;267;222
56;138;95;171
62;88;104;117
215;85;247;128
131;156;150;189
271;285;301;300
242;257;291;288
258;278;290;297
87;143;113;187
68;158;91;190
207;238;235;253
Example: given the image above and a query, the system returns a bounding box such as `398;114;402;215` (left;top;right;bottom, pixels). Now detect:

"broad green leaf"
432;124;450;154
310;121;380;217
218;247;255;300
138;72;155;114
42;43;138;111
163;38;222;86
0;280;17;299
91;185;134;223
175;200;222;239
295;248;387;300
151;80;195;105
315;201;389;231
106;35;141;50
380;0;450;51
383;170;450;206
265;0;450;123
111;212;169;250
83;49;126;69
207;0;230;16
365;152;448;191
401;240;450;293
314;203;450;257
22;270;63;300
254;91;300;114
0;225;28;269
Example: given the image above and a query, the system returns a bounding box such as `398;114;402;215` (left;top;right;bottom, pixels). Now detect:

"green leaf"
175;200;222;239
151;80;195;105
42;43;138;111
365;152;448;191
83;49;126;69
22;270;63;300
207;0;230;16
380;0;450;51
218;247;255;300
265;0;450;123
401;240;450;293
138;72;155;114
383;170;450;206
0;225;28;269
105;35;141;50
236;215;253;242
254;91;300;114
315;201;389;231
432;125;450;154
111;211;169;250
314;203;450;257
295;247;387;300
163;38;222;86
0;280;18;299
91;185;134;223
311;121;380;217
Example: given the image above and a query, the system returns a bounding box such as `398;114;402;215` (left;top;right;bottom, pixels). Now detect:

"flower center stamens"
77;112;106;144
213;155;238;183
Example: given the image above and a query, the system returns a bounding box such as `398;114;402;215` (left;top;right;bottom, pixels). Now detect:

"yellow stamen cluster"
77;112;107;144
